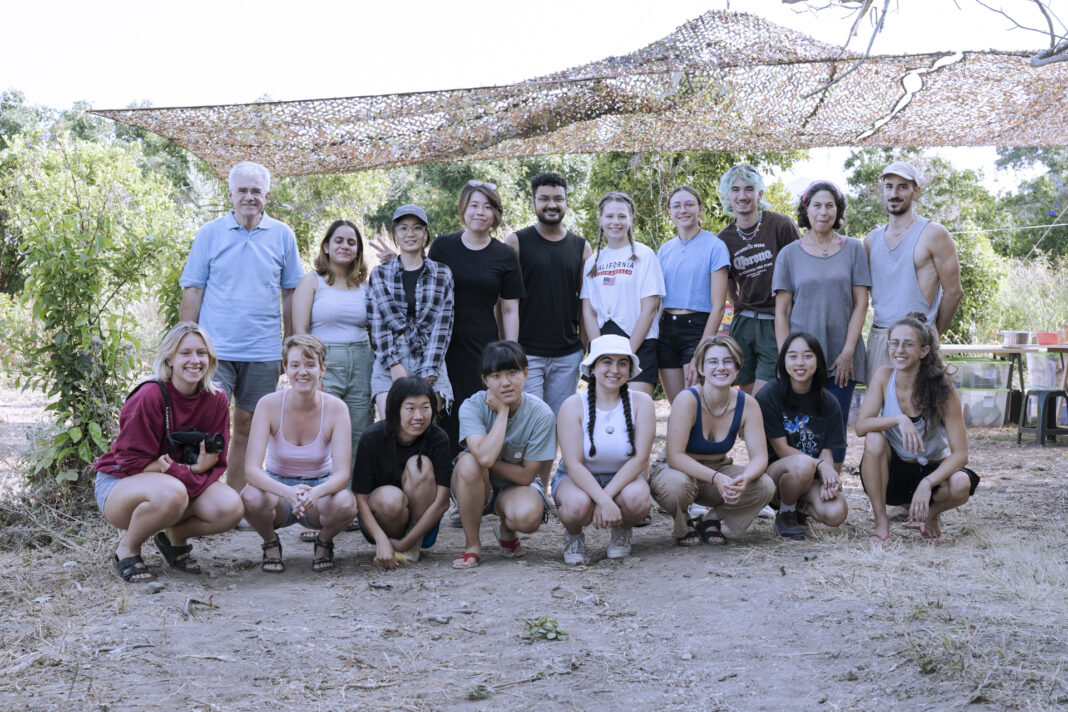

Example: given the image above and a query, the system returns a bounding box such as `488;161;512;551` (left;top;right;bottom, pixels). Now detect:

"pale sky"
2;0;1049;192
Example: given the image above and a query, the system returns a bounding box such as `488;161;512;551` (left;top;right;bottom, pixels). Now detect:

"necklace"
885;218;916;245
699;386;731;418
734;212;763;242
804;230;843;257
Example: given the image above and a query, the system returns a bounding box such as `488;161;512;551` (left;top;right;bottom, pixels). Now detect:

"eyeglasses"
669;199;698;210
887;339;918;352
535;196;566;204
704;357;736;368
395;225;427;236
467;180;497;191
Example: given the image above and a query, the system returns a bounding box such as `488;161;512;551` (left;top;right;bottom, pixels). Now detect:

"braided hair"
585;378;636;459
587;191;639;277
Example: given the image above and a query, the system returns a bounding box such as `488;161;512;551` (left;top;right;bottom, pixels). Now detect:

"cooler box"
946;359;1010;389
1025;352;1065;390
959;388;1009;427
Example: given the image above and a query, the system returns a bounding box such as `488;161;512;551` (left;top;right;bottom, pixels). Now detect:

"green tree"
578;150;806;251
994;147;1068;259
0;132;189;486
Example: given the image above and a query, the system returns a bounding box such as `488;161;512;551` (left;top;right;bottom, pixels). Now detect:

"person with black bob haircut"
756;332;848;541
451;341;556;569
352;377;453;568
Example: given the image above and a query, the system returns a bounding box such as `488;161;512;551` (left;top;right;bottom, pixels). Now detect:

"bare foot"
869;531;890;547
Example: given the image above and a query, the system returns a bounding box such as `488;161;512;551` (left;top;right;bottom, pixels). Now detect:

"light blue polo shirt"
180;211;303;362
657;230;730;312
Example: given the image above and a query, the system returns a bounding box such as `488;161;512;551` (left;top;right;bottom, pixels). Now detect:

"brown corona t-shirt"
717;210;800;315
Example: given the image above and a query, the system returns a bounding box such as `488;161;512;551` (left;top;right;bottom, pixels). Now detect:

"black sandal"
299;528;320;543
312;537;335;572
154;531;201;574
695;516;726;544
676;517;702;547
114;554;155;583
261;539;285;573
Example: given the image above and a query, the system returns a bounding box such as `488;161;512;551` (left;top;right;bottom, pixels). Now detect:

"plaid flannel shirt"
366;257;454;379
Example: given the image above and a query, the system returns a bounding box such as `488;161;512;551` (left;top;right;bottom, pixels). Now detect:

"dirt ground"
1;387;1066;712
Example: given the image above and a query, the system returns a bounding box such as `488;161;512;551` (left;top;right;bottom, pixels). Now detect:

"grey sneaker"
606;527;633;559
563;532;587;565
775;510;805;540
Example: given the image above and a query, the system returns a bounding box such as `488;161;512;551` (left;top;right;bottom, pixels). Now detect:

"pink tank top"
264;391;332;478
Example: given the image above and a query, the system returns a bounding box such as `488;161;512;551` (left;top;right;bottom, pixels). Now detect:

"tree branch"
801;0;892;99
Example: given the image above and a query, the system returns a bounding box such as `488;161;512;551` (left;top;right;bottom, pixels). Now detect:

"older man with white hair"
179;161;303;494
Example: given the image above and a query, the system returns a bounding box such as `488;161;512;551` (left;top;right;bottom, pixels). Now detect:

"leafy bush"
0;132;189;486
993;255;1068;333
945;228;1007;344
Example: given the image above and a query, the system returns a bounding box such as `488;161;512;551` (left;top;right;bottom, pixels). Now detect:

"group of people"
92;158;979;582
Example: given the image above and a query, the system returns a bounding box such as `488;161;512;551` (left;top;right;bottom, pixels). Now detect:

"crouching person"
554;335;655;564
856;314;978;546
353;377;452;568
242;335;357;572
650;335;774;544
451;341;556;569
94;322;244;582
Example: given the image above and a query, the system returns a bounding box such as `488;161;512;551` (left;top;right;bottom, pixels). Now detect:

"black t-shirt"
427;232;525;400
401;265;423;319
351;420;453;494
717;210;799;314
514;225;587;357
755;379;845;463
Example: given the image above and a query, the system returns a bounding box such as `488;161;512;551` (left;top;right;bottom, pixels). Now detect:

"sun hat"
580;334;641;380
879;161;921;186
392;204;428;225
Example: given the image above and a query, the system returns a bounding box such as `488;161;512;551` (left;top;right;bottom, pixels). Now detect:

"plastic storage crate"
959;388;1009;427
1024;352;1065;390
945;359;1010;389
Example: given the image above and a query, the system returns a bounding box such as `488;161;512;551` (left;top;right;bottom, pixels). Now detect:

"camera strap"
128;379;174;455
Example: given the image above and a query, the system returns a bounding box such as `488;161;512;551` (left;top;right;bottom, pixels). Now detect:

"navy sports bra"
686;388;746;455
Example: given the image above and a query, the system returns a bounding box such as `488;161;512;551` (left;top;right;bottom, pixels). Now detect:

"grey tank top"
309;273;369;343
869;217;939;328
880;369;950;463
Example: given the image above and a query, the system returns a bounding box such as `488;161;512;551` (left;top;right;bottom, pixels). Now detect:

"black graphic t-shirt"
755;379;845;463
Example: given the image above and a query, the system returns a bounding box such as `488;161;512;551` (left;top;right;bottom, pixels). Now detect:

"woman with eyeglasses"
855;313;977;546
293;220;373;458
649;335;774;545
772;181;870;470
657;185;730;402
367;205;454;420
428;181;525;453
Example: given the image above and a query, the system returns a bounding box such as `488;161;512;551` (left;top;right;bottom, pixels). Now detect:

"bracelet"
711;471;720;486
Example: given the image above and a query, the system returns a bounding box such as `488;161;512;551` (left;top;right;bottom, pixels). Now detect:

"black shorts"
862;450;980;506
656;312;709;370
601;320;658;385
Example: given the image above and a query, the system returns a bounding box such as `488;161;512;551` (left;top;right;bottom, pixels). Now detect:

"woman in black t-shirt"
428;180;525;453
755;332;848;541
353;377;453;568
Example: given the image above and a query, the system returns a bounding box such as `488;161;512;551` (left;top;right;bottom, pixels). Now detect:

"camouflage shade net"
93;10;1068;178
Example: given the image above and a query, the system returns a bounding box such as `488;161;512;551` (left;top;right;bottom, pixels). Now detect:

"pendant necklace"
805;230;843;257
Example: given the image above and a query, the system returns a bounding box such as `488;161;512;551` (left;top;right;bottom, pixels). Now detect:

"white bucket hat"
580;334;641;380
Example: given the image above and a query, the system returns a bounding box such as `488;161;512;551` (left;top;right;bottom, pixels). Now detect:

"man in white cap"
863;161;963;377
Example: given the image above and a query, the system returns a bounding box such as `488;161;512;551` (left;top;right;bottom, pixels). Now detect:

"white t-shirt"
580;243;666;339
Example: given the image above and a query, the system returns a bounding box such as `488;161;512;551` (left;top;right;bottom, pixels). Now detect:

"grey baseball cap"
879;161;921;185
392;204;428;225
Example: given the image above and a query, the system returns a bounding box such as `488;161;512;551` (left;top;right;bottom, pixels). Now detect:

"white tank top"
580;391;634;475
309;273;369;343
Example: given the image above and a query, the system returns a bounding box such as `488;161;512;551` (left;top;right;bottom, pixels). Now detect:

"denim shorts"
94;471;121;513
267;470;332;528
551;465;615;498
657;312;709;369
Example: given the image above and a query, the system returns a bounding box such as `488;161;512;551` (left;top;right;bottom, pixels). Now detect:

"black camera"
168;430;225;466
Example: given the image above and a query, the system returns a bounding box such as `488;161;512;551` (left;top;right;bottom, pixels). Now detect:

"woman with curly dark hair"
855;313;979;546
553;335;655;565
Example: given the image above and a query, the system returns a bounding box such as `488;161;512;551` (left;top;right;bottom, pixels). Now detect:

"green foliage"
0;132;188;486
578;150;806;251
269;171;393;257
994;256;1068;332
523;616;568;641
946;229;1007;344
466;683;493;701
993;174;1068;259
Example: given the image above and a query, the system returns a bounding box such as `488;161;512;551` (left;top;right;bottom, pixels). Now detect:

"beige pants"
866;327;890;383
649;455;775;538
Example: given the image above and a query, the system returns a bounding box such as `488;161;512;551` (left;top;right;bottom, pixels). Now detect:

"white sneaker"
563;532;587;565
758;505;776;519
606;527;632;559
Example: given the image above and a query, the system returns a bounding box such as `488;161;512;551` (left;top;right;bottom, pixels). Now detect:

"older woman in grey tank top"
855;314;979;546
293;220;373;458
